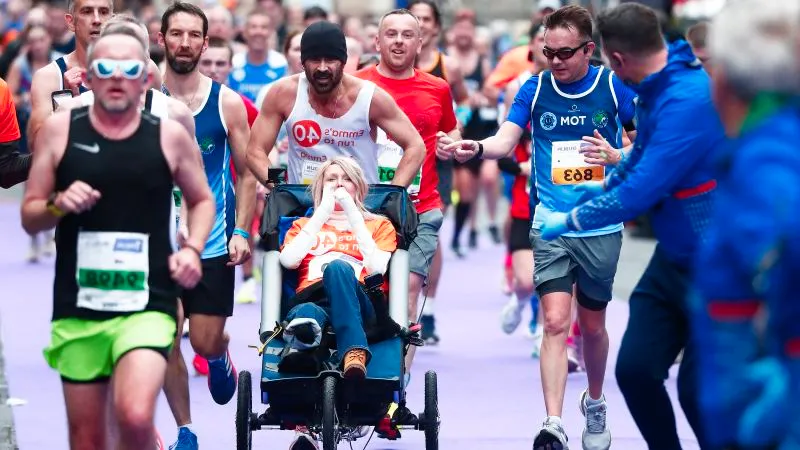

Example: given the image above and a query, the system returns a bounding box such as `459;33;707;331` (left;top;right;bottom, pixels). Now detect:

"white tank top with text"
285;75;378;184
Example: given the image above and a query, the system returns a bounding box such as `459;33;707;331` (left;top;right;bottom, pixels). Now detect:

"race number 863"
552;166;604;185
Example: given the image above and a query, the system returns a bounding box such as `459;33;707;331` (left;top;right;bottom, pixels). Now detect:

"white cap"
538;0;562;11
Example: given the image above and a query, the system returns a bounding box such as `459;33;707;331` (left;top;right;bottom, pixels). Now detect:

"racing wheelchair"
236;183;440;450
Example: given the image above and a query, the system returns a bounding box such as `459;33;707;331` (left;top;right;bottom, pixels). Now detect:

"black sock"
452;201;471;247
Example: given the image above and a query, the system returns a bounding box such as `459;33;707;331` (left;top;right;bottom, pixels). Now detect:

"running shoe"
530;324;544;359
567;343;582;373
207;350;237;405
468;229;478;249
376;402;418;440
420;315;440;345
289;428;318;450
579;389;611;450
193;354;208;376
489;225;502;244
235;277;258;304
533;417;569;450
501;294;525;334
168;427;198;450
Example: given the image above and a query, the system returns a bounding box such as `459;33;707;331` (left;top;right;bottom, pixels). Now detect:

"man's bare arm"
246;80;290;185
369;88;425;188
26;64;61;152
162;119;215;253
222;87;257;232
21;113;70;233
444;55;469;104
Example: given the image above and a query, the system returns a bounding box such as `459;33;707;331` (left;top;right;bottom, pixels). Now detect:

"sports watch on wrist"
46;192;66;218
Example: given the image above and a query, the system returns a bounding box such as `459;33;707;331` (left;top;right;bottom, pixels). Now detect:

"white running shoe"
289;428;319;450
533;416;569;450
235;277;258;304
500;294;525;334
530;324;544;358
579;389;611;450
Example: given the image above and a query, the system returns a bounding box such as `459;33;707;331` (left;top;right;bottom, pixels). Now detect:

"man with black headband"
246;20;425;188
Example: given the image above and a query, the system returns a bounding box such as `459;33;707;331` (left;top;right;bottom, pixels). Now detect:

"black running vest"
53;107;177;321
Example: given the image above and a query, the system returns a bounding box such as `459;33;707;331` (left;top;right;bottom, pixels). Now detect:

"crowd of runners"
0;0;799;448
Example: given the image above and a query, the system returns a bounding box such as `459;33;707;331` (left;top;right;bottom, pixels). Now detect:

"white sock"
586;392;604;405
421;297;435;316
546;415;562;426
179;423;195;433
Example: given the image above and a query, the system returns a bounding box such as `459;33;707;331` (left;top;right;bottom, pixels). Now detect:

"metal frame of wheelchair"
235;184;440;450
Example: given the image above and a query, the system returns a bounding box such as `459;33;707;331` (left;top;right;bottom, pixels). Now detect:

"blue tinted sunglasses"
90;59;145;79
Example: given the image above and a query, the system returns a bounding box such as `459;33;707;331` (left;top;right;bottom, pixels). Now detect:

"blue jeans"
615;246;707;449
286;260;375;367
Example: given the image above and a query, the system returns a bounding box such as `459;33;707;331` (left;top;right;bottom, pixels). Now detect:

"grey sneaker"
578;389;611;450
533;416;569;450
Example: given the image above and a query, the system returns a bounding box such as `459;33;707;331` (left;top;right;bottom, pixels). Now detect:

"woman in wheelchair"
279;157;397;379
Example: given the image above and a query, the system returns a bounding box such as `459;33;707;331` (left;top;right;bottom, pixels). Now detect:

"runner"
446;10;501;255
538;4;724;449
441;5;637;449
693;2;800;448
228;8;288;103
354;8;459;438
245;20;425;190
407;0;469;345
26;0;162;149
20;29;215;450
0;77;30;188
159;3;257;449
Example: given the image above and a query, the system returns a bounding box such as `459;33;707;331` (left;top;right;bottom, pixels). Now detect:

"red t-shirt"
510;140;532;220
0;79;21;143
354;66;457;214
231;93;259;184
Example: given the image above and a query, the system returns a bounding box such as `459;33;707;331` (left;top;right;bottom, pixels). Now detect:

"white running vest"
284;75;378;184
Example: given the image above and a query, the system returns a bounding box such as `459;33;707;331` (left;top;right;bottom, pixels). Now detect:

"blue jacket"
566;41;726;267
691;102;800;448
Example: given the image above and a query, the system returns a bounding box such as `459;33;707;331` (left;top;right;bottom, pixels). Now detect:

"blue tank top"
56;56;90;93
194;81;235;258
228;51;288;103
531;67;624;237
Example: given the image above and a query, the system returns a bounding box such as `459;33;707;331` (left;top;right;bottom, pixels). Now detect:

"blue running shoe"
168;427;198;450
207;350;237;405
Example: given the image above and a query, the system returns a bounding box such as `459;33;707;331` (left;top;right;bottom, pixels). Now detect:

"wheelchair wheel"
236;371;253;450
424;370;439;450
322;375;338;450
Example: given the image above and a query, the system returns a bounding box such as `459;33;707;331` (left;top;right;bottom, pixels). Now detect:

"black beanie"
301;21;348;64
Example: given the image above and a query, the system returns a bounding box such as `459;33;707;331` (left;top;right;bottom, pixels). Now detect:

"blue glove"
540;212;570;240
574;181;605;202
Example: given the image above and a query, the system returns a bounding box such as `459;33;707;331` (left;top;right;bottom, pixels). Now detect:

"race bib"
76;231;150;312
307;251;364;282
376;129;421;196
302;159;323;185
551;140;604;185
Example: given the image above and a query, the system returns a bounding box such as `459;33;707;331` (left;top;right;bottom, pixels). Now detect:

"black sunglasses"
542;41;591;60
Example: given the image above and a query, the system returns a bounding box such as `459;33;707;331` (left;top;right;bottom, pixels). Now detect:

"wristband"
233;227;250;239
475;142;484;159
46;192;66;218
183;244;202;258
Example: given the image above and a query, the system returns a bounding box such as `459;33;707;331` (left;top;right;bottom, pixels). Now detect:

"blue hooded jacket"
691;100;800;448
566;40;726;268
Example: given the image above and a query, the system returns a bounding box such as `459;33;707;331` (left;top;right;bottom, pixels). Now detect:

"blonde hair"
310;157;377;220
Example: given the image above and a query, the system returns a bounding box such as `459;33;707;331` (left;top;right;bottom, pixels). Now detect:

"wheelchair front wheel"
236;371;253;450
424;370;439;450
322;375;338;450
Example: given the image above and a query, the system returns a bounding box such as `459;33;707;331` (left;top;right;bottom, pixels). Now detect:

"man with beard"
158;3;258;449
246;21;425;189
21;28;215;450
26;0;163;151
354;8;460;440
